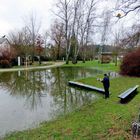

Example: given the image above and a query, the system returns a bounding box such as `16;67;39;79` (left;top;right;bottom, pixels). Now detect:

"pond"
0;67;103;137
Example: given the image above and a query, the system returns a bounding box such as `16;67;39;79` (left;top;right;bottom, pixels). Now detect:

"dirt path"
0;62;65;72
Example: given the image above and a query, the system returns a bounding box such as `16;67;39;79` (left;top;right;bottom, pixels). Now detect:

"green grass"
62;60;120;72
3;61;140;140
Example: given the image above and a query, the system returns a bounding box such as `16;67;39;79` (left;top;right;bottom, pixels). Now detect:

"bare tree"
98;9;112;63
54;0;72;64
81;0;97;63
8;27;32;59
54;0;98;64
50;21;65;60
70;0;81;64
112;25;125;66
101;10;112;51
120;23;140;48
23;13;41;62
35;35;45;64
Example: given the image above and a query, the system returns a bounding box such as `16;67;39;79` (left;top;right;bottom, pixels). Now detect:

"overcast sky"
0;0;138;42
0;0;116;36
0;0;57;36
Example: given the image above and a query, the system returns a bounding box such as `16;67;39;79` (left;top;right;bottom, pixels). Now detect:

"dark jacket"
102;76;110;89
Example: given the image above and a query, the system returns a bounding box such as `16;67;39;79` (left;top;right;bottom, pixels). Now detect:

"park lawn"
4;75;140;140
62;60;120;72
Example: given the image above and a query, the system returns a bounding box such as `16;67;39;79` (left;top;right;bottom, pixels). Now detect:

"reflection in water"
0;67;102;137
108;71;120;78
0;70;46;110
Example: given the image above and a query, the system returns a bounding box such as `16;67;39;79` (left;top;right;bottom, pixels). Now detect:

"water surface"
0;67;103;137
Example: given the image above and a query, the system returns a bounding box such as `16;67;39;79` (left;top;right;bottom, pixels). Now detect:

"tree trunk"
115;54;117;66
72;55;78;64
65;54;69;64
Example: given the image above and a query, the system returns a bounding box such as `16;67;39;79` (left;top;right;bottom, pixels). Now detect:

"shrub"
0;46;16;67
0;60;11;68
120;47;140;77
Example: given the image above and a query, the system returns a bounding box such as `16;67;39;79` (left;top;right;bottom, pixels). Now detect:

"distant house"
0;37;10;48
0;37;17;68
99;52;112;63
98;51;126;64
0;37;11;59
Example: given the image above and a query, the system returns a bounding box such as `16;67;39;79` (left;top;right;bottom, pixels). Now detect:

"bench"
68;81;105;93
118;85;139;102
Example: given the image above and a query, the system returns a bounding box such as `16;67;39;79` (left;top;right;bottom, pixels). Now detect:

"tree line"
0;0;139;67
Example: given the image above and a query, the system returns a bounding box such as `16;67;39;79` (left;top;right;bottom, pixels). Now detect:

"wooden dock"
68;81;105;94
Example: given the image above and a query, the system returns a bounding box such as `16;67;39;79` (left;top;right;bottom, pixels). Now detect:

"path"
0;62;65;72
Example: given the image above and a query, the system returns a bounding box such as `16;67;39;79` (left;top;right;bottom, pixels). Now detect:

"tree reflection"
46;67;97;116
0;67;99;113
0;70;46;110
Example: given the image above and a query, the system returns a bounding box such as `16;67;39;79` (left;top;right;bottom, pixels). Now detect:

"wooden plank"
118;85;139;99
128;85;139;93
133;85;139;89
68;81;105;93
118;88;132;99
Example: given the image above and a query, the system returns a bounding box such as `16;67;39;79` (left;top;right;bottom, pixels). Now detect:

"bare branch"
115;0;140;18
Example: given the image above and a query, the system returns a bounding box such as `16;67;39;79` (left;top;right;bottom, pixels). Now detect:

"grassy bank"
62;60;120;72
3;62;140;140
4;77;140;139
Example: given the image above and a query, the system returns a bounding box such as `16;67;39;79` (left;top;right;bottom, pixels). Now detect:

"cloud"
0;0;138;37
0;21;13;36
0;0;56;36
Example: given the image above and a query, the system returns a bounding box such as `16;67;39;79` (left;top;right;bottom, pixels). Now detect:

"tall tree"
54;0;98;64
43;31;49;57
8;27;32;59
100;10;111;52
50;21;65;60
35;35;44;64
54;0;72;64
120;23;140;48
80;0;97;63
24;13;41;62
71;0;97;63
112;25;125;66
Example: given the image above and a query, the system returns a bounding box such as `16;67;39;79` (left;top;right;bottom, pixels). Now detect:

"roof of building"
0;38;7;44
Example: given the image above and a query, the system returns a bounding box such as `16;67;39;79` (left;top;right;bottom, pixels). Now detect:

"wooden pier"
68;81;105;94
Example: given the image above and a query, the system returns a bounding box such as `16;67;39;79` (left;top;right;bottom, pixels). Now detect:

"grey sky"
0;0;57;36
0;0;138;42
